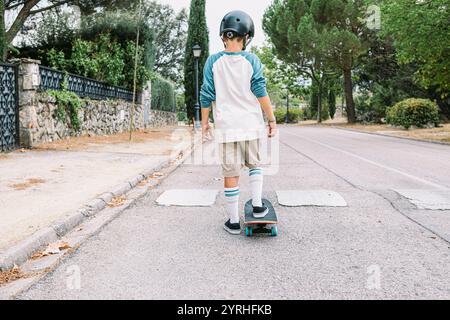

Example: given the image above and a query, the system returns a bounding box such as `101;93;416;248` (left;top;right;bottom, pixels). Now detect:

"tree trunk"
0;0;6;61
5;0;39;46
343;68;356;123
317;82;322;123
430;89;450;120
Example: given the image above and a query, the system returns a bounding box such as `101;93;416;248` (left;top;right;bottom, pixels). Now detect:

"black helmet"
220;10;255;50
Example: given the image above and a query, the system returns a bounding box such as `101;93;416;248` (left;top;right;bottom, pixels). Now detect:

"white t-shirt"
200;51;268;143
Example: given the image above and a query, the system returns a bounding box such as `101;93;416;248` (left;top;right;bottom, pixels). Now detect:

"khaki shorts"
219;139;261;177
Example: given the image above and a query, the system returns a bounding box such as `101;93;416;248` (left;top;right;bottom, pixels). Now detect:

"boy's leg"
220;142;244;233
244;140;267;216
249;167;263;207
224;176;240;224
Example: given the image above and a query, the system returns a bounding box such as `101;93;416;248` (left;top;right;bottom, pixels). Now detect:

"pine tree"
183;0;209;123
263;0;370;124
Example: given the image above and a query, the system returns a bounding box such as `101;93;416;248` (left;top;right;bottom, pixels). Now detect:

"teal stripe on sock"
224;189;239;193
249;172;262;176
225;192;239;197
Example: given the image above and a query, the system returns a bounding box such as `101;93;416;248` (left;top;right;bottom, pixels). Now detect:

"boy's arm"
258;96;277;138
201;107;210;128
250;54;277;137
200;56;215;140
201;105;213;142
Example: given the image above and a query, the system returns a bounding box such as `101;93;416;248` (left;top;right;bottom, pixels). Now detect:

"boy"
200;10;277;235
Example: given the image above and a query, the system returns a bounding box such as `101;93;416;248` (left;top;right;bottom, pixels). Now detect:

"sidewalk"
0;127;194;253
298;118;450;145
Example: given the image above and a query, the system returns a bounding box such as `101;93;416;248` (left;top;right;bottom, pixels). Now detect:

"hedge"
386;98;440;129
151;74;175;112
274;107;304;123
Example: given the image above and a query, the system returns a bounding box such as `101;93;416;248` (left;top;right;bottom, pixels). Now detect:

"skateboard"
244;199;278;237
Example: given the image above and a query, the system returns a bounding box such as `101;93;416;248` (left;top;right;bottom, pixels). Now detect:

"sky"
158;0;273;54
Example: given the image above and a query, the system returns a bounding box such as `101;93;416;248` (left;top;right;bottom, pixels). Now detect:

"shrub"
42;35;151;91
304;103;329;121
48;88;83;132
386;98;440;129
274;107;303;123
151;74;175;112
355;93;388;124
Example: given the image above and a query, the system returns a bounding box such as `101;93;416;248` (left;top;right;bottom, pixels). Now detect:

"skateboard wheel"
271;226;278;237
245;226;253;237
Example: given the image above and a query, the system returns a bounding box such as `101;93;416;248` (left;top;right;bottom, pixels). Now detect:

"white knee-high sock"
249;168;263;207
224;187;240;224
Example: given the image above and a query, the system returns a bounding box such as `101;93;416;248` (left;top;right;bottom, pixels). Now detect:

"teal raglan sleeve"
250;54;268;98
200;56;216;108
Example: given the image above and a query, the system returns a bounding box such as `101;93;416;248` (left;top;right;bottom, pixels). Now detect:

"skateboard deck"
244;199;278;236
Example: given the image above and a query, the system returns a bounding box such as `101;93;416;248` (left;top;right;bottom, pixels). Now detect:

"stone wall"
13;58;177;147
19;93;176;146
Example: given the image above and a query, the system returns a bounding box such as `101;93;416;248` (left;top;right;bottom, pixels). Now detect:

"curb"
330;125;450;146
0;136;199;272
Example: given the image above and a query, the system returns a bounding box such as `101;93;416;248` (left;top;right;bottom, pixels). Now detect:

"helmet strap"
243;35;252;51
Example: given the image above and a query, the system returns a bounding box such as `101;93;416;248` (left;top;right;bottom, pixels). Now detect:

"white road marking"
284;130;449;190
276;190;347;207
394;189;450;210
156;189;219;207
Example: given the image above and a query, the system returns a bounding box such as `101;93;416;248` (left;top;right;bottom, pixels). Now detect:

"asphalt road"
18;126;450;299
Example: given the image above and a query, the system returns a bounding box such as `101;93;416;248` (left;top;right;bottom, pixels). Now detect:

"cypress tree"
328;90;336;120
183;0;209;123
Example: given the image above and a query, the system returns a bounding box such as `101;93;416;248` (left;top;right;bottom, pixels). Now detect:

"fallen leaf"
107;196;127;208
0;265;28;285
37;241;72;258
58;241;71;250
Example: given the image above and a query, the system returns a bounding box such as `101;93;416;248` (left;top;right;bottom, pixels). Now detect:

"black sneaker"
253;206;269;218
224;219;241;235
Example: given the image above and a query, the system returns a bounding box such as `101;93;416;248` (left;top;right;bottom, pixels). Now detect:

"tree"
15;2;186;88
12;10;153;90
1;0;127;61
144;1;187;88
263;0;336;123
308;79;331;121
75;0;139;15
79;10;155;71
264;0;376;123
183;0;209;123
0;0;145;61
0;0;5;59
252;44;307;99
1;1;73;60
17;7;78;57
310;0;372;123
328;88;336;119
382;0;450;97
354;33;433;122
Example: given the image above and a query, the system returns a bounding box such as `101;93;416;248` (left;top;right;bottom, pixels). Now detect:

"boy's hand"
202;123;213;142
268;121;277;138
